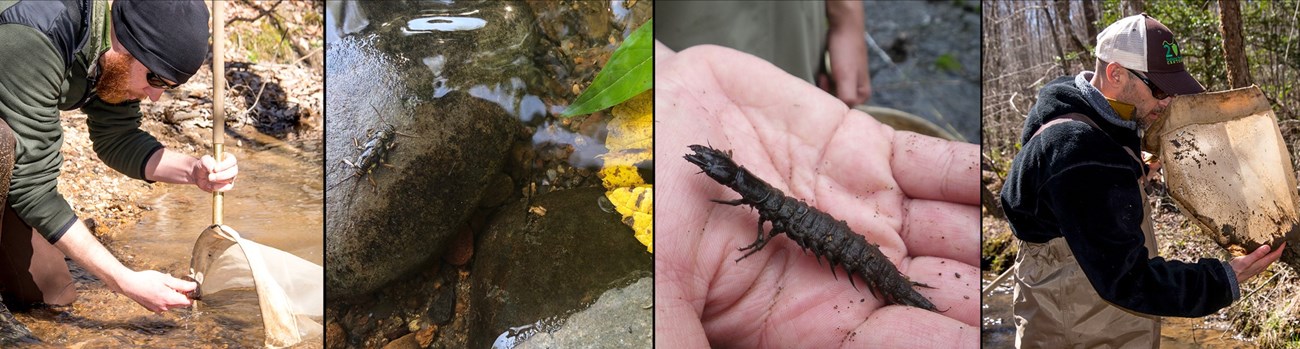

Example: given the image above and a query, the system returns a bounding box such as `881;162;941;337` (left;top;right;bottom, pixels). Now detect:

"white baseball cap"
1096;14;1205;96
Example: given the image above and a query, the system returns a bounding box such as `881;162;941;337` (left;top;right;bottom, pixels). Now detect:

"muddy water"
982;272;1255;348
19;145;322;347
131;146;323;268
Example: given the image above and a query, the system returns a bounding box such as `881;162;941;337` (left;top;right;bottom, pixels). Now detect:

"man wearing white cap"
999;13;1284;347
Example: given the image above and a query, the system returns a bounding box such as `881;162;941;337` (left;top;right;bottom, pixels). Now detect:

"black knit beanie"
112;0;210;85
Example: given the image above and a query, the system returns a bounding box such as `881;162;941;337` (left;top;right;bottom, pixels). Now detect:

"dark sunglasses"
147;71;179;90
1126;68;1169;100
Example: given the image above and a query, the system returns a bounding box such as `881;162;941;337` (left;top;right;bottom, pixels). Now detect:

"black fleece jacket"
1000;75;1237;317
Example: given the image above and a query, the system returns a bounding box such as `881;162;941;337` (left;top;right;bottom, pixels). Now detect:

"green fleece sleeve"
82;97;163;181
0;24;79;242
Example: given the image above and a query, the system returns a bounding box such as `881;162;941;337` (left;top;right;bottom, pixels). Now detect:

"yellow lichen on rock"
600;91;653;253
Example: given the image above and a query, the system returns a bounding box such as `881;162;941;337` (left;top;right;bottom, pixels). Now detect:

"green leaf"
561;19;653;117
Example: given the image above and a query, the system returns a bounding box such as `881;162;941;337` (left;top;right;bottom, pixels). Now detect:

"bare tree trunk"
1055;0;1089;71
1219;0;1253;88
1042;1;1069;75
1081;0;1100;64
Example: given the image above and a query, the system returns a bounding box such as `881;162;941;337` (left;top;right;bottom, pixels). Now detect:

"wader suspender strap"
1031;113;1143;165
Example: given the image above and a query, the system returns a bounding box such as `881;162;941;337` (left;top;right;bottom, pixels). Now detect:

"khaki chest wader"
1012;114;1161;348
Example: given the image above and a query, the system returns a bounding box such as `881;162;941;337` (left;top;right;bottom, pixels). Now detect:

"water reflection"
611;0;632;22
403;16;487;34
531;120;607;169
338;1;543;121
325;0;370;41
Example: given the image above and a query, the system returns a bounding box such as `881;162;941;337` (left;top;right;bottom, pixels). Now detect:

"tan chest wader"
1013;113;1161;349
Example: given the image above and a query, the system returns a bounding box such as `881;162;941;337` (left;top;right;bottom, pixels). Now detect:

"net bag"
190;225;323;348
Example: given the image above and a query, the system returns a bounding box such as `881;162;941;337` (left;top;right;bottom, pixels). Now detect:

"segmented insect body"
348;125;397;177
341;102;408;190
684;144;938;312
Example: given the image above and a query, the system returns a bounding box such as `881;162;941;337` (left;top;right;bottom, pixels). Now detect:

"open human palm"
655;42;980;348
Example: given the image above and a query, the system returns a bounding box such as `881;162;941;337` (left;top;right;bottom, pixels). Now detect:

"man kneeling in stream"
0;0;237;343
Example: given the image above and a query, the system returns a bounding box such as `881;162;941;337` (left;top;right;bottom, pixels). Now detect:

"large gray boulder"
325;87;516;299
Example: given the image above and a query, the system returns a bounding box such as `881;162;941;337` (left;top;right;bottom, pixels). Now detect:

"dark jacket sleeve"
1044;164;1238;317
82;97;163;181
0;24;79;242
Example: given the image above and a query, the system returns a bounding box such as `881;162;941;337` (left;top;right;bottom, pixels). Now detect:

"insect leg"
710;198;745;206
735;218;775;262
737;217;767;252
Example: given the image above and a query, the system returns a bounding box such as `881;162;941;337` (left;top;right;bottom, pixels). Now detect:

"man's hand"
656;42;978;348
145;149;239;192
1230;242;1286;283
113;270;197;313
193;153;238;192
819;0;871;106
53;221;197;314
1141;152;1162;183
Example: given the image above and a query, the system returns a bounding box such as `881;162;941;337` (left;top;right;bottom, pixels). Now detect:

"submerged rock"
468;187;651;349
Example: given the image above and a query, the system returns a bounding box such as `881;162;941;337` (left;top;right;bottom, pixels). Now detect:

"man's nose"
147;88;164;102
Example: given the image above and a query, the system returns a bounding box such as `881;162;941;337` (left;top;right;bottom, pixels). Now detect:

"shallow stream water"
20;144;323;347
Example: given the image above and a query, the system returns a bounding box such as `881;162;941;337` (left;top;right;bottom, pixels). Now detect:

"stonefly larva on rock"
684;144;938;312
329;101;416;193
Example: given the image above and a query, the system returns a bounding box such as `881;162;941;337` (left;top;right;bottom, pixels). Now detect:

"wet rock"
327;0;539;301
427;267;458;326
468;187;651;348
517;277;652;349
415;325;437;347
479;173;514;208
326;88;516;300
443;227;476;266
383;331;422;349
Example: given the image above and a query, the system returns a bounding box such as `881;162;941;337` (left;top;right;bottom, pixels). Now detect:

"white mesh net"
190;225;323;348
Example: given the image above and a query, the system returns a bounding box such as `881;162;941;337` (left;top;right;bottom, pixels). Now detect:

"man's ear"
1105;62;1125;84
108;19;127;53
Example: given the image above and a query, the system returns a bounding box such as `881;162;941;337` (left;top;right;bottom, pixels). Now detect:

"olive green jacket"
0;0;165;242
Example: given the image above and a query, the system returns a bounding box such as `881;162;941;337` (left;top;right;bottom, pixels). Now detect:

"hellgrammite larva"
339;102;414;192
684;144;939;312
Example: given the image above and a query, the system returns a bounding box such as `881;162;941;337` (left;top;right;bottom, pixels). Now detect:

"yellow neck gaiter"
1107;98;1137;121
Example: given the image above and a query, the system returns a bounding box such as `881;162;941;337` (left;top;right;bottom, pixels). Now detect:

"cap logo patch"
1163;41;1183;65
